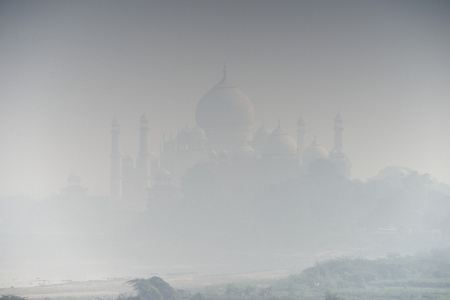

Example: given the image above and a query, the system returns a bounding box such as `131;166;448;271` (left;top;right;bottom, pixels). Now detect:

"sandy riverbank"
0;269;292;299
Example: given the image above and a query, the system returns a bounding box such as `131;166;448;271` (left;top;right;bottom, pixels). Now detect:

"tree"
126;277;176;300
325;291;345;300
190;293;205;300
0;296;28;300
225;284;239;296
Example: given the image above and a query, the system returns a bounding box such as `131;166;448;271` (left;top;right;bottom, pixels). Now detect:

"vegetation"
184;248;450;300
115;248;450;300
0;296;28;300
119;276;177;300
266;248;450;300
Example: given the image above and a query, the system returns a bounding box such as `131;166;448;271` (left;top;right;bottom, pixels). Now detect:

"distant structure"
297;117;306;164
136;115;150;202
61;172;88;197
109;68;351;210
329;113;352;178
196;66;255;149
110;117;121;200
109;116;152;211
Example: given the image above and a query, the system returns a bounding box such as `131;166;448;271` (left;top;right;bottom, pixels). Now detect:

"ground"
0;269;291;300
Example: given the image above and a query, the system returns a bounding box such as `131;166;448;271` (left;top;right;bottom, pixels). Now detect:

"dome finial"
223;63;227;79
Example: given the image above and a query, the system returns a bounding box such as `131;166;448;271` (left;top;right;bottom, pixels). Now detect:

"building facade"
109;69;351;210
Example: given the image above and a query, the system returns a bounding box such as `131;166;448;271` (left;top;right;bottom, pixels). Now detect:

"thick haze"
1;0;450;197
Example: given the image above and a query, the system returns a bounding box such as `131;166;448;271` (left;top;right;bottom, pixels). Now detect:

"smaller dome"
254;123;270;143
303;138;329;166
190;127;207;140
263;124;297;159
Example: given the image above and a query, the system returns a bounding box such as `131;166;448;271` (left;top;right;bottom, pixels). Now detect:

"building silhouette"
109;69;351;210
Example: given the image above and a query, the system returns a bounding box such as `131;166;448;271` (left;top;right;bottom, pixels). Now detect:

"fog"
1;0;450;289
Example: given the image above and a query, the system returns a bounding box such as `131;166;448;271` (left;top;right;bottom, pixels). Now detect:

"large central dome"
196;72;255;134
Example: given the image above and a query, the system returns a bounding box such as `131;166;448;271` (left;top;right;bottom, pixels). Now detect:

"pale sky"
1;0;449;197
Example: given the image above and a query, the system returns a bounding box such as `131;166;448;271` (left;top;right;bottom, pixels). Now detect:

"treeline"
137;163;450;262
284;247;450;290
5;249;450;300
269;248;450;299
116;248;450;300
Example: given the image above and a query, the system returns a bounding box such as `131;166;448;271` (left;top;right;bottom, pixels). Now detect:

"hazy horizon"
1;0;450;198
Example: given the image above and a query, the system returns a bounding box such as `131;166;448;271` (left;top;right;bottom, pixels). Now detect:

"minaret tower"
136;114;150;200
297;117;306;164
334;113;344;152
110;117;121;199
223;63;227;80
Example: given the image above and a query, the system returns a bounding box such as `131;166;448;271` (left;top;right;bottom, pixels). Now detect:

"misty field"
2;1;450;300
3;249;450;300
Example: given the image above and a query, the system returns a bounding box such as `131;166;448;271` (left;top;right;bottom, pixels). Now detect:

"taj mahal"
108;68;351;211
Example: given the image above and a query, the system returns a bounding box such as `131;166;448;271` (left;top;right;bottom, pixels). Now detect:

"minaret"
136;115;150;200
121;155;136;205
334;113;344;152
110;117;121;199
297;117;306;164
